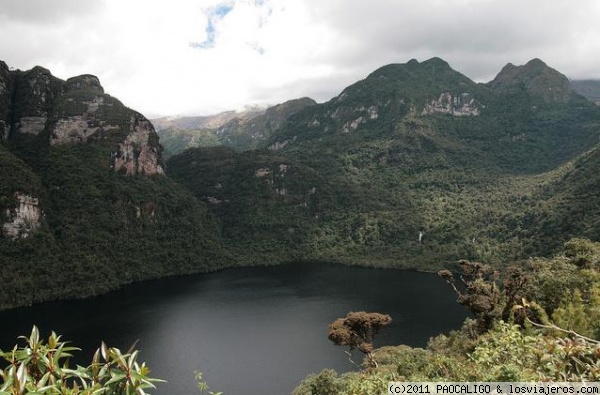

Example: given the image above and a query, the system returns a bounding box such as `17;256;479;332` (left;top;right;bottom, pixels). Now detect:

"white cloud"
0;0;599;117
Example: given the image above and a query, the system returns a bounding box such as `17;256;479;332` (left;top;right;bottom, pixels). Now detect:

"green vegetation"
0;65;229;310
3;57;600;312
0;326;162;395
571;79;600;104
167;59;600;270
154;98;317;157
328;312;393;369
4;59;600;394
294;239;600;394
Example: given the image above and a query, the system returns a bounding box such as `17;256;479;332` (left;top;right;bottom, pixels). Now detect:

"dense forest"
1;57;600;312
294;238;600;393
2;56;600;394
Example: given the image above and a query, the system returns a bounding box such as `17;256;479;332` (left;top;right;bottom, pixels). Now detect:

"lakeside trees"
295;238;600;395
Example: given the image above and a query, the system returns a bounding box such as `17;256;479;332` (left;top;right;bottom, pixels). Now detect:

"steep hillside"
0;62;229;310
169;58;600;268
3;57;600;309
525;145;600;251
154;98;316;157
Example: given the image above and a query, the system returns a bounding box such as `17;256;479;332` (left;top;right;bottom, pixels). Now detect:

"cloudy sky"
1;0;599;117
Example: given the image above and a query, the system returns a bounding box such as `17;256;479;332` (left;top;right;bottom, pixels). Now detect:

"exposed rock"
269;140;289;151
11;66;61;136
51;115;98;144
15;116;47;135
0;62;164;177
112;115;164;176
342;116;364;133
64;74;104;94
422;92;481;116
2;193;42;239
255;167;271;177
50;96;119;145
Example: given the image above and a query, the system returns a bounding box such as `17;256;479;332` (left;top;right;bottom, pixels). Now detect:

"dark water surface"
0;262;467;394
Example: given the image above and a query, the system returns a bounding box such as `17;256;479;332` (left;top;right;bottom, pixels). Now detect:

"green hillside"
0;63;229;310
154;98;316;157
168;58;600;269
3;57;600;309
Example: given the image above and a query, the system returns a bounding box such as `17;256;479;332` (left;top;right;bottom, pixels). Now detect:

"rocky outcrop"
214;97;316;149
64;74;104;94
422;92;481;116
2;193;42;239
12;66;62;136
50;95;119;145
112;115;164;176
0;61;13;141
0;62;164;176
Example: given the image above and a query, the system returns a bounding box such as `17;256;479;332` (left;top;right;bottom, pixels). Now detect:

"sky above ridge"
1;0;599;117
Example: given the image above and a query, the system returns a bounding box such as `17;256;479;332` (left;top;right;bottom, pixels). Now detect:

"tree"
438;260;502;333
327;311;392;369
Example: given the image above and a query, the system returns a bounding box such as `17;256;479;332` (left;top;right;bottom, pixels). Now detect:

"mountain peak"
488;58;573;103
421;56;451;69
524;58;547;68
64;74;104;94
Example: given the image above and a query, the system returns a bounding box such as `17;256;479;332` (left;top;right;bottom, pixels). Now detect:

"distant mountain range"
2;57;600;309
571;79;600;104
152;98;316;157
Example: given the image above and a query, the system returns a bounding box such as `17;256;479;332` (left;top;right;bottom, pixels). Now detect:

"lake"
0;262;467;394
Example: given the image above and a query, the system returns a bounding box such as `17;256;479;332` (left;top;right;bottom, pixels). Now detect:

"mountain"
0;61;228;309
3;57;600;310
488;58;573;103
152;98;316;157
168;57;600;268
571;79;600;105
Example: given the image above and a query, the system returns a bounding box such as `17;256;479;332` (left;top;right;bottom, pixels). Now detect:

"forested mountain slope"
0;62;229;309
168;58;600;268
2;57;600;309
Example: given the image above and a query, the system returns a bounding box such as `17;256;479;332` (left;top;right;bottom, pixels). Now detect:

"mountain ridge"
168;57;600;269
2;57;600;310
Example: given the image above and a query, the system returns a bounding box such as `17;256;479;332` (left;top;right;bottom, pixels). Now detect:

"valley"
2;57;600;310
2;56;600;394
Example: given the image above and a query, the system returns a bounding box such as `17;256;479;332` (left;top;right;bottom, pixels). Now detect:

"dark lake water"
0;262;467;395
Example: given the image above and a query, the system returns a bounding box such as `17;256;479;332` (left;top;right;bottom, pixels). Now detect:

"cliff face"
112;114;164;175
2;193;42;239
0;61;227;310
0;63;165;242
3;65;164;176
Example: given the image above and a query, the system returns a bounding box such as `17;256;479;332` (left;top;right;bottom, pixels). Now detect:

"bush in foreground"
0;326;162;395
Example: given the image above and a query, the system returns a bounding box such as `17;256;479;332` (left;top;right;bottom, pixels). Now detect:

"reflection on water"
0;262;467;395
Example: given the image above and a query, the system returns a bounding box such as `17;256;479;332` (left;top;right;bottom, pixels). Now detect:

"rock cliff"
2;64;164;175
2;192;42;239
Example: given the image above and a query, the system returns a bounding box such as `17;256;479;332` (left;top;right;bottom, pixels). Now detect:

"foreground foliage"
294;238;600;394
0;326;162;395
328;312;393;368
